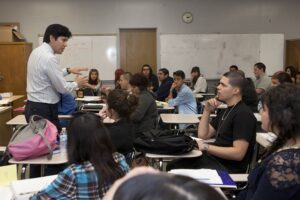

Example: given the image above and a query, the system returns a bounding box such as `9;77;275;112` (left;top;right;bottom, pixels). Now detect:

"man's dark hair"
254;62;266;72
129;73;149;91
43;24;72;43
173;70;185;79
229;65;239;71
223;71;247;94
159;68;169;76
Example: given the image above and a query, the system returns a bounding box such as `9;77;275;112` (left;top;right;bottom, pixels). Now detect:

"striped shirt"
27;42;77;104
30;153;129;199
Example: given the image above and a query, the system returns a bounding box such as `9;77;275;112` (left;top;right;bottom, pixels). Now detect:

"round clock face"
182;12;193;23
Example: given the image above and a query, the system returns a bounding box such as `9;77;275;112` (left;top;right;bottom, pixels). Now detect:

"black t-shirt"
105;118;134;154
210;101;257;173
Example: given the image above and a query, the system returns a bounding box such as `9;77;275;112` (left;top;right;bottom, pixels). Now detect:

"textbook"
169;169;236;188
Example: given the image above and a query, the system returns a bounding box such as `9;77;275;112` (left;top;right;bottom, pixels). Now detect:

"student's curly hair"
261;83;300;155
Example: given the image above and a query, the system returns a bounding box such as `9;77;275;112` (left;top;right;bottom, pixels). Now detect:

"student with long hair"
85;68;103;95
141;64;159;92
284;65;297;83
237;83;300;200
99;89;138;155
190;66;207;93
31;112;129;199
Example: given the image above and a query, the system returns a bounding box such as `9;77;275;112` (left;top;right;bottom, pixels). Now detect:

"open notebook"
169;169;236;188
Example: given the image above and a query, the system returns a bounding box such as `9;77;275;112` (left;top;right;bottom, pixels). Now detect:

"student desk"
6;114;75;130
75;96;101;102
256;132;273;148
160;113;217;124
254;113;261;122
146;150;202;171
0;95;24;106
160;113;200;124
9;151;68;177
194;93;204;99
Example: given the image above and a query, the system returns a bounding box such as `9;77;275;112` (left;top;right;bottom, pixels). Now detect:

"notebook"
169;169;236;188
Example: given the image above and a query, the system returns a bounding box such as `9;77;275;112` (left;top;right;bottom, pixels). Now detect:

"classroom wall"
1;0;300;47
1;0;299;80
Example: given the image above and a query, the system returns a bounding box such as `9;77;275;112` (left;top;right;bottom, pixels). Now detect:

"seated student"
167;72;257;173
271;71;293;87
119;72;133;92
229;65;239;72
104;167;225;200
129;73;158;137
236;70;258;112
141;64;159;92
114;68;124;89
284;65;297;83
99;89;138;155
30;112;129;199
236;83;300;200
296;72;300;85
190;66;207;94
253;62;271;96
156;68;174;101
167;70;197;128
58;93;77;127
85;68;103;96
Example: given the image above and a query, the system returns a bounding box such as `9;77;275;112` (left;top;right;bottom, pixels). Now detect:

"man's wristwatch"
66;67;71;74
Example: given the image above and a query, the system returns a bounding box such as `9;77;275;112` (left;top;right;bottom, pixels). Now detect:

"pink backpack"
8;115;58;161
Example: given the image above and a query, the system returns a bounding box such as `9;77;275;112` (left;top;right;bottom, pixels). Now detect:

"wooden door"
0;42;32;107
286;39;300;71
120;29;157;74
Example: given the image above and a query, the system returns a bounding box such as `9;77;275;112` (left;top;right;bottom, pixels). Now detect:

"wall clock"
182;12;193;24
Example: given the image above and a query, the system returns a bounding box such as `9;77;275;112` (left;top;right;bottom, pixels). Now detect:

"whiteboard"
39;35;117;81
160;34;284;79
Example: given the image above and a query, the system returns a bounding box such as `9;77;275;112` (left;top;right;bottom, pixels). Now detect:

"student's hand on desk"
204;98;222;112
75;75;88;87
69;66;88;75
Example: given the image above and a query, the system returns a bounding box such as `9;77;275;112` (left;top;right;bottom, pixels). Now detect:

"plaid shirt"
30;152;129;200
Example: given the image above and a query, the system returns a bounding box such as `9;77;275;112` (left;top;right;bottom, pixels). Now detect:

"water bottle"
60;127;68;153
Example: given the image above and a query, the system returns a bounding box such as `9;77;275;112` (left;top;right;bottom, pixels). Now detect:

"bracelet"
66;67;71;74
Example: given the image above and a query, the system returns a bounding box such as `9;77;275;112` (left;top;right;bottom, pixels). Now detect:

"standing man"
25;24;88;131
156;68;173;101
253;62;271;96
167;70;197;128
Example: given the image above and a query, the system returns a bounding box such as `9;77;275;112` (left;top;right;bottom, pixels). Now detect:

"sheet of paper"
11;175;57;196
0;165;17;186
0;186;13;200
169;169;222;185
